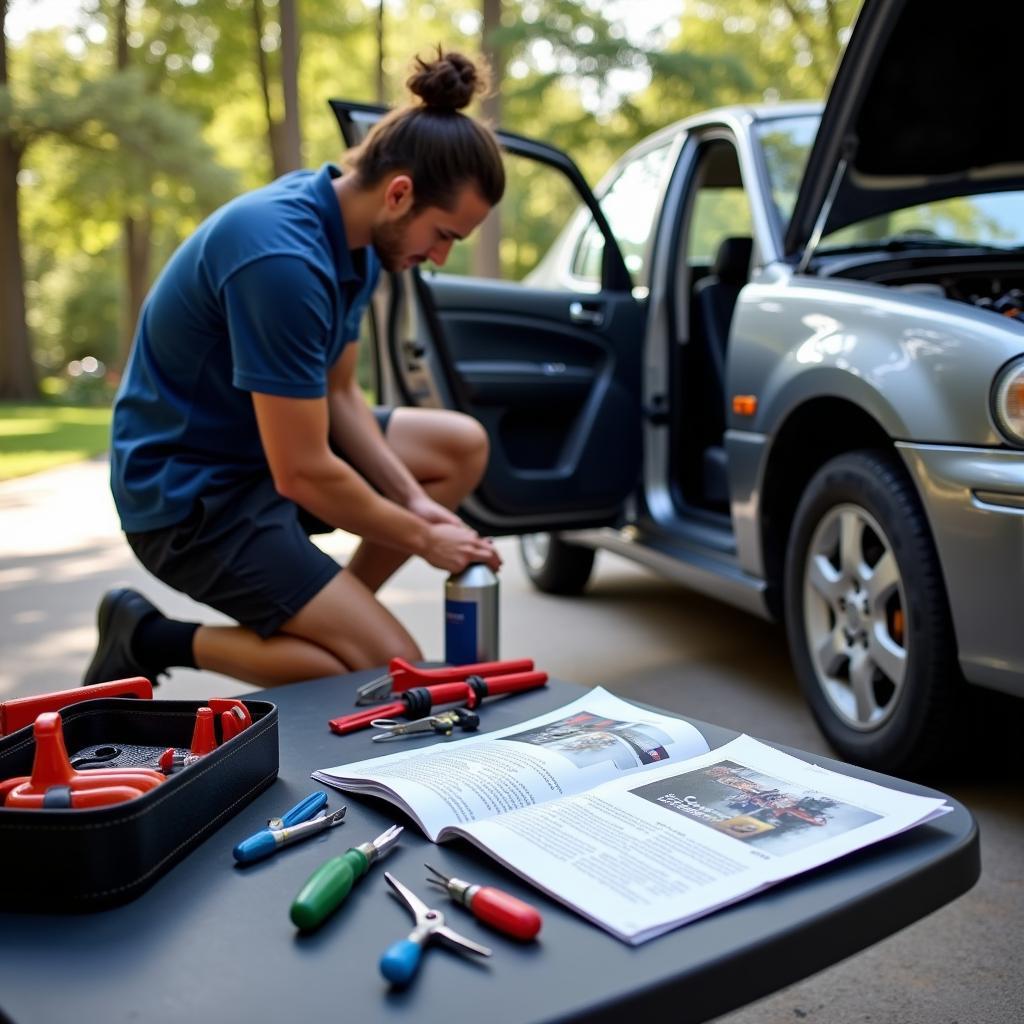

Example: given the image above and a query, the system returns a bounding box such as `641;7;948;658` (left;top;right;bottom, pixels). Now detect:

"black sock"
131;615;199;672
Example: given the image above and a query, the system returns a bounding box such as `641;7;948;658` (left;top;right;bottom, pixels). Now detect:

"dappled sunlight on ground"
0;566;39;587
43;543;133;582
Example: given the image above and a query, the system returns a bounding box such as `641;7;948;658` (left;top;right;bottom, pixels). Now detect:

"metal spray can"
444;563;499;665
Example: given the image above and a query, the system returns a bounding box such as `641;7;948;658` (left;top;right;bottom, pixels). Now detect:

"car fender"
728;272;1024;445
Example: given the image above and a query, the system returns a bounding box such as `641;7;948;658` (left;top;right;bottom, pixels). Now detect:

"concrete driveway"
1;456;1020;1023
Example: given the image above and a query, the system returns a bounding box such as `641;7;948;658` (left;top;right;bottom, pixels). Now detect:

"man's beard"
371;211;415;272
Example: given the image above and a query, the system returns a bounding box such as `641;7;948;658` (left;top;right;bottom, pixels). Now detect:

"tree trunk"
278;0;302;172
472;0;502;279
116;0;151;370
252;0;287;177
0;0;39;400
375;0;385;105
120;213;151;368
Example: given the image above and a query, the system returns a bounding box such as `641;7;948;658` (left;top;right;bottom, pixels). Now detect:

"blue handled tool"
268;791;328;831
379;871;491;986
233;793;343;865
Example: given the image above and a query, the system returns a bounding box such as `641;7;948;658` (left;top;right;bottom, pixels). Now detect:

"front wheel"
784;450;961;775
519;533;595;595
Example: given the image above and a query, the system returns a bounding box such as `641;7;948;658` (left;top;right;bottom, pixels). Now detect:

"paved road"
1;457;1020;1022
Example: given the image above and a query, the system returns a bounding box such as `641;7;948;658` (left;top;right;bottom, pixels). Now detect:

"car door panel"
393;272;644;526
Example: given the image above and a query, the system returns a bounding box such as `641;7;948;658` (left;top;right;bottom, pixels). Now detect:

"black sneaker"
82;588;166;687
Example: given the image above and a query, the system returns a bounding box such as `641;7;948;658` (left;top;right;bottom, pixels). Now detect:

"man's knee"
446;411;489;484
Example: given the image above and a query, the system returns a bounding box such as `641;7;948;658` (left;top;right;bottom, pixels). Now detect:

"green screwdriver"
290;824;403;930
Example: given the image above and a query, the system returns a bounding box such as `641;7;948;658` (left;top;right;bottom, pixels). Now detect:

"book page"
453;735;951;944
312;688;710;841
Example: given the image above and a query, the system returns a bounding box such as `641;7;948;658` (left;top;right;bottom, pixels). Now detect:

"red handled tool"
329;671;547;735
424;863;542;941
180;700;252;765
207;698;252;742
2;712;165;810
0;677;152;737
354;657;535;705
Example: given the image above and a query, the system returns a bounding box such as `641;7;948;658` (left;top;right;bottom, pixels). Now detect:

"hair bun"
407;48;488;112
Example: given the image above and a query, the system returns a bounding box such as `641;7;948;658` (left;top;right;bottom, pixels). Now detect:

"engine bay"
823;254;1024;325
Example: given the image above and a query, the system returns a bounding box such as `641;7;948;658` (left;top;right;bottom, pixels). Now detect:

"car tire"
519;533;596;595
783;450;961;775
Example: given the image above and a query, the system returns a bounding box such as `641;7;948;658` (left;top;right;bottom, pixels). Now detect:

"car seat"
692;236;753;510
693;236;754;396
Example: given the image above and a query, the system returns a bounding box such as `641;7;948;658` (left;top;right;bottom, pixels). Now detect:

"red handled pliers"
331;670;548;736
354;657;535;705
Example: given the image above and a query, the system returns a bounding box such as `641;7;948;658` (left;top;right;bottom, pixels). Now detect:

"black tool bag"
0;696;278;912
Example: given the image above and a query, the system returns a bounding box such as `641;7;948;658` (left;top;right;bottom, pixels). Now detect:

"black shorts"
126;407;394;639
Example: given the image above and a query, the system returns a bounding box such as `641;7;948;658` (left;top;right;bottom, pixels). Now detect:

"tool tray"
0;696;279;913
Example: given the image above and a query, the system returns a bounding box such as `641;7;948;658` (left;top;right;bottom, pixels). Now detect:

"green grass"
0;403;112;481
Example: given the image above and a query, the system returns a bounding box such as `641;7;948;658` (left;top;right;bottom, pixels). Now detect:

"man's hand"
406;492;463;527
424;522;502;573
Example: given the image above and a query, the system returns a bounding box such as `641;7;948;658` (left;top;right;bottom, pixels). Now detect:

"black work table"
0;673;979;1024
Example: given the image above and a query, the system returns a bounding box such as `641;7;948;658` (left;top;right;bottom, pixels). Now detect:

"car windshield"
758;113;1024;251
820;194;1024;251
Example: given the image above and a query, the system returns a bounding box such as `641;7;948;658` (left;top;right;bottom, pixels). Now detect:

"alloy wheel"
802;503;907;732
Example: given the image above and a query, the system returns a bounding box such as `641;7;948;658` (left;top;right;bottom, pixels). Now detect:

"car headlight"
992;356;1024;446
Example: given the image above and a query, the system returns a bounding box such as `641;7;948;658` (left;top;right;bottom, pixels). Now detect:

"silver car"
334;0;1024;774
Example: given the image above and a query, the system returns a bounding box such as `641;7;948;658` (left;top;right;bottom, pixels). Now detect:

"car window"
686;140;753;266
437;150;583;283
567;142;674;289
757;115;818;227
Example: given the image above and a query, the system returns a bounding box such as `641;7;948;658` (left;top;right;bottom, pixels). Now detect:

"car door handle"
569;301;604;327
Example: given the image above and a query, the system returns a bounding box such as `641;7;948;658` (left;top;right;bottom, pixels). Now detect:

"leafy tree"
643;0;859;120
252;0;303;177
4;0;874;402
492;0;751;179
4;8;238;382
0;0;37;399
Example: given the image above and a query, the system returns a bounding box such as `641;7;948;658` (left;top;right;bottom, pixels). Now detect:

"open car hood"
785;0;1024;258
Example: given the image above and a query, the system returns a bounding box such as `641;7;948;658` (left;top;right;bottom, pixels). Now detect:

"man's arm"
251;387;497;572
323;344;456;524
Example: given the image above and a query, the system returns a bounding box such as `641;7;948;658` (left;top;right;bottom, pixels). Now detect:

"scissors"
379;871;492;985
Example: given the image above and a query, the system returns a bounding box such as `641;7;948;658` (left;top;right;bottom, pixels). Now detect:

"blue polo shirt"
111;164;380;533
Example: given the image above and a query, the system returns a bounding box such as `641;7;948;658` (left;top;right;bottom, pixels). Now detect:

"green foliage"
4;0;863;420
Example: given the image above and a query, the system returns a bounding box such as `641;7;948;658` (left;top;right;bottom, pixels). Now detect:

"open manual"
313;688;952;945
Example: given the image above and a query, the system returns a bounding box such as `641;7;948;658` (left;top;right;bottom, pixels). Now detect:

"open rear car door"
330;100;645;535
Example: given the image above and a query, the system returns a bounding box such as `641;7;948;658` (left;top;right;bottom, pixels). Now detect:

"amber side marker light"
732;395;758;416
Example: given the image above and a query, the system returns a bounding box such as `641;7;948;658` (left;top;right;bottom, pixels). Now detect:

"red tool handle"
419;681;473;706
65;786;145;809
388;657;536;693
329;699;407;735
5;783;145;810
417;671;547;708
469;886;543;941
472;671;548;700
0;677;153;737
328;671;548;734
1;712;164;810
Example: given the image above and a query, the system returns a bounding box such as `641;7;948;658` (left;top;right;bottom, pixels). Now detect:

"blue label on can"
445;599;478;665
